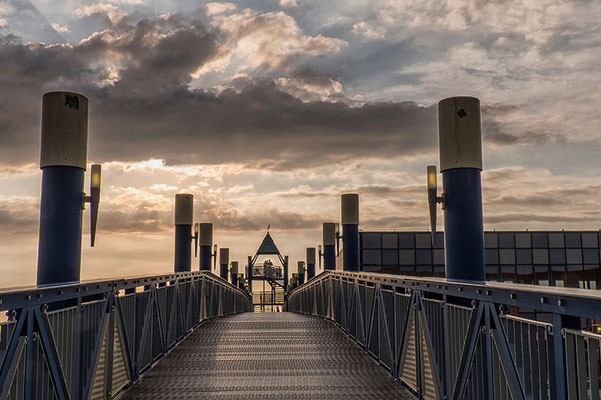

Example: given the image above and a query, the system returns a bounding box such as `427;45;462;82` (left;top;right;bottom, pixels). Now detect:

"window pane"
363;250;381;265
416;234;431;249
501;265;515;282
399;250;415;265
433;265;445;278
517;265;533;284
533;249;549;265
485;249;499;264
500;249;515;265
548;233;564;248
549;249;566;264
362;234;381;249
583;249;600;264
499;233;515;248
398;233;414;249
416;265;432;276
382;249;398;265
532;233;548;248
565;233;581;248
535;265;549;283
582;233;598;248
484;233;498;248
416;249;432;265
381;266;399;275
363;265;383;272
433;249;445;265
516;249;532;264
551;265;566;285
566;249;582;264
400;265;415;276
382;234;398;249
435;232;445;248
515;233;531;248
486;265;499;281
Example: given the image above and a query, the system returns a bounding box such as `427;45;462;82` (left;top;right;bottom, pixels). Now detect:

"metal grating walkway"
120;312;413;399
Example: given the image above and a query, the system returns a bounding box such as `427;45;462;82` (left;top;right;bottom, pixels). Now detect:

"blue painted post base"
220;264;228;281
342;224;359;272
323;245;336;270
174;225;191;273
442;168;485;282
307;263;315;280
37;166;85;286
199;246;212;271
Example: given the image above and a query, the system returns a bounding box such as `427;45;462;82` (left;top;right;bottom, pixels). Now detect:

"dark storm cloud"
0;13;437;170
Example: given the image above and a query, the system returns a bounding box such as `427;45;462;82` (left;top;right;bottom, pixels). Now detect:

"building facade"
360;230;601;289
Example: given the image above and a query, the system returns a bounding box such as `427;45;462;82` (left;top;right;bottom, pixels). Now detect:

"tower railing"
286;270;601;400
0;271;252;399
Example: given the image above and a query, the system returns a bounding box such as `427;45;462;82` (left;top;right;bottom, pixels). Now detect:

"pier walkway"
121;312;412;399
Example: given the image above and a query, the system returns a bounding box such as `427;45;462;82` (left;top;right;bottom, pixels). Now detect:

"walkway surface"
121;312;413;399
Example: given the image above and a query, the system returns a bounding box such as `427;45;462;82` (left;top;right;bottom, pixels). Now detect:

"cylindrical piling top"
198;223;213;246
297;261;305;273
341;194;359;225
220;248;229;265
41;91;89;170
438;96;482;172
174;194;193;225
323;222;336;246
231;261;238;274
306;248;316;264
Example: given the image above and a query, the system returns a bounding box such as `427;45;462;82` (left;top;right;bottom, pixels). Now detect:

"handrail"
286;270;601;399
0;271;252;399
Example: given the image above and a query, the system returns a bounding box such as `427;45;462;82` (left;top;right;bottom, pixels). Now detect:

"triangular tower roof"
255;232;281;255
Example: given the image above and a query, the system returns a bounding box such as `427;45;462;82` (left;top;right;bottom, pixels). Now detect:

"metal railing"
286;270;601;400
0;271;252;400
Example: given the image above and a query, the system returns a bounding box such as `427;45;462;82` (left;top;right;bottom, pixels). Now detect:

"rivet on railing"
476;289;481;294
510;293;516;300
458;287;463;292
37;293;43;299
540;297;547;304
486;290;491;296
558;299;565;307
57;289;63;295
26;295;31;300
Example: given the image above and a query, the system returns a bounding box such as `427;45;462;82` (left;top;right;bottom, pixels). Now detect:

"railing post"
37;92;89;285
438;97;485;282
341;194;360;272
198;223;213;271
220;248;230;281
174;194;193;273
323;222;337;270
306;248;316;280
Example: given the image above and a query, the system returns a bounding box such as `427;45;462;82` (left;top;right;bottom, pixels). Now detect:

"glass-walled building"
360;231;601;289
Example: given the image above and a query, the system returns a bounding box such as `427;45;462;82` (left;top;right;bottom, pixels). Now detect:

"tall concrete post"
231;261;238;286
341;194;359;272
306;248;316;280
439;96;485;282
38;92;91;285
284;255;289;293
323;222;336;270
198;223;213;271
220;248;230;281
297;261;305;285
174;194;193;273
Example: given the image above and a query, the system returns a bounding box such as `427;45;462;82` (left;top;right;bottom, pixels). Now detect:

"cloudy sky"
1;0;600;287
